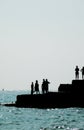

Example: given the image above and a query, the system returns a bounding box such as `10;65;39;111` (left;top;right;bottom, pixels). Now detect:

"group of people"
31;79;50;95
75;66;84;79
31;66;84;94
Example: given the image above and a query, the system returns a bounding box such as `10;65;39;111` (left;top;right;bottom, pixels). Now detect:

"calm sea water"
0;91;84;130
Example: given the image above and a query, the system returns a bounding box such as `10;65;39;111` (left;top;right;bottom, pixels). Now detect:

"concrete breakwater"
4;80;84;108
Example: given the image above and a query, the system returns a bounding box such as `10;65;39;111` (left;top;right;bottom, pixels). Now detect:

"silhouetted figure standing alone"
31;82;34;95
80;67;84;79
75;66;79;79
35;80;40;94
45;79;50;93
41;79;46;94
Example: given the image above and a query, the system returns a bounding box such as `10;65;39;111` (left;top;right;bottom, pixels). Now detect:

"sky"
0;0;84;91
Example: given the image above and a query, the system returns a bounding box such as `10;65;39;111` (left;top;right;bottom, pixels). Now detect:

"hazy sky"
0;0;84;91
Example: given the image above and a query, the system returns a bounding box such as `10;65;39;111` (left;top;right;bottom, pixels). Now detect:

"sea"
0;90;84;130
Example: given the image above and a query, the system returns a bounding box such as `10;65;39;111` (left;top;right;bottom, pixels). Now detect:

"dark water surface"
0;91;84;130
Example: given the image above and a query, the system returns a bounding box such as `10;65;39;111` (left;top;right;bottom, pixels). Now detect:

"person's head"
36;80;38;83
43;79;45;82
76;65;78;69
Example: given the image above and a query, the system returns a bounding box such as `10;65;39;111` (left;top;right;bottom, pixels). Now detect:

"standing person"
35;80;40;94
45;79;50;93
80;67;84;79
31;82;34;95
75;66;79;79
41;79;46;94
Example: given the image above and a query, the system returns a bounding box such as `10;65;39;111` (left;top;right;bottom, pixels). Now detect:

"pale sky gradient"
0;0;84;91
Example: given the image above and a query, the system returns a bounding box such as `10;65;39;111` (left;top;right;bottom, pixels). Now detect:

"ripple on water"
0;92;84;130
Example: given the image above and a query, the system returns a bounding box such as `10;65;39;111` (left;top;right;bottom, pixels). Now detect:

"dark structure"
4;79;84;108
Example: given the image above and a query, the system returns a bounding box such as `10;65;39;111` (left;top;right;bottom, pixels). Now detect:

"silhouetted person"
45;79;50;93
75;66;79;79
35;80;40;94
31;82;34;95
80;67;84;79
41;79;46;94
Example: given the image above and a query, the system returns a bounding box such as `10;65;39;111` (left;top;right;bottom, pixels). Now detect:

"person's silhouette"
41;79;46;94
45;79;50;93
35;80;40;94
80;67;84;79
75;66;79;79
31;82;34;95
